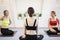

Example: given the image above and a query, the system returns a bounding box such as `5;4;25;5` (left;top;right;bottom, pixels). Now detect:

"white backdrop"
14;0;43;27
0;0;15;27
0;0;60;28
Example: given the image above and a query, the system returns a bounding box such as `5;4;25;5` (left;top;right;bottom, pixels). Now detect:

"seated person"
47;11;60;35
19;7;43;40
0;10;14;36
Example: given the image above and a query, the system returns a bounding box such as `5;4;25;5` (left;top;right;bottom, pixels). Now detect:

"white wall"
38;0;60;27
0;0;15;27
14;0;43;27
39;0;57;27
0;0;60;28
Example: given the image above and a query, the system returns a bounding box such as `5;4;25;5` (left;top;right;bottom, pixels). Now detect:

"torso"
49;17;59;28
1;16;10;28
25;17;38;35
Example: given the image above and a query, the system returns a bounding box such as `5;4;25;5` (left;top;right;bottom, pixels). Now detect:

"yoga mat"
0;31;17;37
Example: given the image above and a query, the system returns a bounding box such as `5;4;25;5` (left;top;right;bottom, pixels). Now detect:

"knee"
19;36;26;40
19;36;22;39
11;31;14;34
9;30;14;35
38;35;44;40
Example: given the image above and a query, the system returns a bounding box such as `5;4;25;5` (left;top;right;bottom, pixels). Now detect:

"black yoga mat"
0;31;17;37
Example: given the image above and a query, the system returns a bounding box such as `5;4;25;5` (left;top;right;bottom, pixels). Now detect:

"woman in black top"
19;7;43;40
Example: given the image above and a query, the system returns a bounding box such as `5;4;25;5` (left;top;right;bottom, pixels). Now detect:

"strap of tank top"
33;19;36;27
26;18;28;26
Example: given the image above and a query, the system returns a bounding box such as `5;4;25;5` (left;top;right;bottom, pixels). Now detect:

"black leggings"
26;35;37;40
19;34;44;40
1;28;14;35
47;28;60;35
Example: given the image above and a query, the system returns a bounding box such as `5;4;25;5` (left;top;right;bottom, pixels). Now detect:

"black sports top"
26;19;37;30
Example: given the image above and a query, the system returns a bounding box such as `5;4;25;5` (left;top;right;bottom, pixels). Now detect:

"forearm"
49;28;54;31
58;24;59;27
49;26;55;31
36;29;38;34
8;20;11;25
36;26;38;34
24;31;26;35
49;26;56;32
24;27;26;35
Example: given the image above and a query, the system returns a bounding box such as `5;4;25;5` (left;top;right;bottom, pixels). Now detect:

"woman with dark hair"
0;10;14;36
19;7;43;40
47;11;60;35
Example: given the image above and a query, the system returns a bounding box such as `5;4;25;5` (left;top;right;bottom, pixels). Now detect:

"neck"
4;16;8;18
29;16;33;19
29;16;32;18
52;16;55;19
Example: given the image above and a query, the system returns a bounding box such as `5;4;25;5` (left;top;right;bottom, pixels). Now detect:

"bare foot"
57;33;60;35
22;35;26;38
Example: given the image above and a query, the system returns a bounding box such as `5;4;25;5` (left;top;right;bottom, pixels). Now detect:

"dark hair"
4;10;8;15
51;11;56;16
28;7;34;17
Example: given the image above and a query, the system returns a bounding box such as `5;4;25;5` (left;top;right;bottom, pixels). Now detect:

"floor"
0;28;60;40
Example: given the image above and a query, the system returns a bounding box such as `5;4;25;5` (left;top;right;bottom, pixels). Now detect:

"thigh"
47;30;57;35
26;35;29;40
26;35;37;40
7;30;14;35
1;29;8;35
53;28;60;33
19;36;26;40
32;35;37;40
57;30;60;33
37;35;44;40
53;28;58;32
1;28;14;35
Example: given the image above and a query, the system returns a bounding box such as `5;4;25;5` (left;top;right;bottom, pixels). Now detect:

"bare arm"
0;16;4;20
36;19;38;34
48;19;52;30
24;25;26;35
9;18;11;25
0;17;4;28
22;19;26;38
57;18;60;28
36;25;38;34
24;19;26;35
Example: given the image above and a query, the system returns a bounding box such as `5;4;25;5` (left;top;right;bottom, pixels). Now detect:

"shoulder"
24;17;27;20
56;17;59;19
33;18;38;23
24;18;27;23
1;16;4;20
56;17;59;21
48;18;51;21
